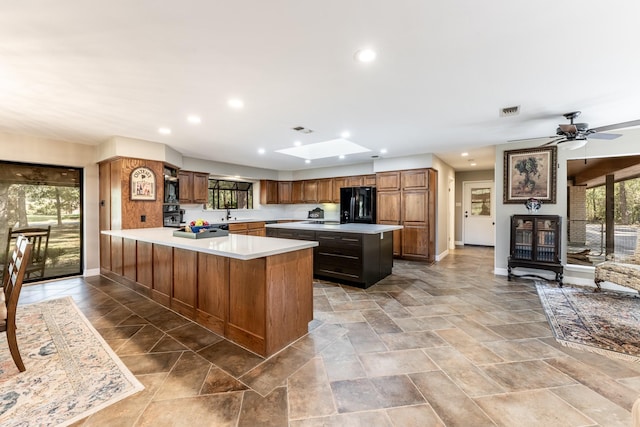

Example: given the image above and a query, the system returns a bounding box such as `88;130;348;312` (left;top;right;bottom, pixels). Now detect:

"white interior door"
463;180;495;246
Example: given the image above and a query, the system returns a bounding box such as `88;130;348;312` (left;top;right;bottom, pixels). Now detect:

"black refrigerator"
340;186;376;224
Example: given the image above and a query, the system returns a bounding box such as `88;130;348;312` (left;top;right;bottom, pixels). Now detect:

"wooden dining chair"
3;225;50;281
1;235;32;372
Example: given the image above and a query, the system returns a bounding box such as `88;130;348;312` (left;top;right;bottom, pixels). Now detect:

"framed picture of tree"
503;146;557;204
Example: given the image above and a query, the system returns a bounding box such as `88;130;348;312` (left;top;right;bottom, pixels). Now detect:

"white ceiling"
2;1;640;172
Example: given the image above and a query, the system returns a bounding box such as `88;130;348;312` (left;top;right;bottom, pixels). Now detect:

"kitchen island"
101;228;317;357
266;222;403;288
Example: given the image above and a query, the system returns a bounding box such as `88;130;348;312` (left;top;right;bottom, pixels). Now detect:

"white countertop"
101;228;318;260
265;222;403;234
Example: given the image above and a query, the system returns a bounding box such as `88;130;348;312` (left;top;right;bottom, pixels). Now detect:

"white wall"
494;129;640;285
0;132;100;276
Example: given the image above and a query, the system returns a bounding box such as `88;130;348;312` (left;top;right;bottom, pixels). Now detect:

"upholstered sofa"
594;238;640;293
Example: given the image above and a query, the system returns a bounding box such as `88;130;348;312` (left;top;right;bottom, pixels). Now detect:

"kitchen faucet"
226;206;232;221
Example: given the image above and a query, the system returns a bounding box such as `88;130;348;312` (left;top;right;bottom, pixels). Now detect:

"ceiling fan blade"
540;137;566;146
590;119;640;133
508;136;556;143
588;132;621;140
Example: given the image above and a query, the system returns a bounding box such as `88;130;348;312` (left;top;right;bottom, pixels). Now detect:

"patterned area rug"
536;284;640;362
0;297;144;426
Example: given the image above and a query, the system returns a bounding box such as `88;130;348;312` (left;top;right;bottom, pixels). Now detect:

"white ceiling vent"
292;126;313;134
500;105;520;117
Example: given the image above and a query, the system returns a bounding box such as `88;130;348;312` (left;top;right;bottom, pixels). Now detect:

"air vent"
292;126;313;134
500;105;520;117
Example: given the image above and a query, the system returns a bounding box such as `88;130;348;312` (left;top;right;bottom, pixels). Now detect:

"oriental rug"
0;297;144;426
536;283;640;362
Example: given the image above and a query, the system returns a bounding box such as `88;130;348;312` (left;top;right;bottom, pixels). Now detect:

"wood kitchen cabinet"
376;171;400;191
363;175;377;186
376;168;436;262
229;221;266;236
401;169;429;190
346;176;363;187
292;181;304;203
333;177;347;203
260;180;279;204
172;248;198;318
303;180;318;203
278;181;292;204
377;190;402;256
317;178;333;202
179;170;209;204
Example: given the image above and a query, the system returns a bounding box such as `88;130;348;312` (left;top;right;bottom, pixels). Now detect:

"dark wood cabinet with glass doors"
508;215;563;285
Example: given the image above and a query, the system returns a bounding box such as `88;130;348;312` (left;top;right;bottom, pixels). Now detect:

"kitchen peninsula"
266;222;403;288
101;228;317;357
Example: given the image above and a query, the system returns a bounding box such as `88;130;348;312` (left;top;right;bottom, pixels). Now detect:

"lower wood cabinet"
172;248;197;318
152;244;173;306
196;253;228;335
229;221;266;236
100;236;313;357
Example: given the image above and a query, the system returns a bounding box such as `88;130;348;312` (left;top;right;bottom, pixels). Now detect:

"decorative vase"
524;198;541;214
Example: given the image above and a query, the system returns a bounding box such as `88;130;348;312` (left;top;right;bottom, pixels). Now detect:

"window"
470;187;491;216
208;179;253;209
0;161;83;282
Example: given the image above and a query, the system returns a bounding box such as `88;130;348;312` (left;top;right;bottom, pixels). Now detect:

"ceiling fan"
540;111;640;150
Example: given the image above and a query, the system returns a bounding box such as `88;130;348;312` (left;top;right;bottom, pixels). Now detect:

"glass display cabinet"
508;215;563;285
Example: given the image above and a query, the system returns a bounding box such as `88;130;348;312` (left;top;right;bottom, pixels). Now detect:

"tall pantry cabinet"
376;168;437;262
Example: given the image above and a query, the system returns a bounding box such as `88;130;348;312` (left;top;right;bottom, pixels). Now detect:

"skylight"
276;139;370;160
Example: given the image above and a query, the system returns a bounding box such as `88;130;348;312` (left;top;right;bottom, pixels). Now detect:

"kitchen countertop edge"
101;228;318;260
265;222;403;234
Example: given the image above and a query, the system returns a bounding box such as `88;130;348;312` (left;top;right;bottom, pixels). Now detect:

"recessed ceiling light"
187;115;201;124
380;148;388;154
305;159;311;164
258;148;266;155
158;127;171;135
461;152;469;157
228;98;244;109
354;48;376;63
339;155;346;160
340;131;351;139
294;141;302;147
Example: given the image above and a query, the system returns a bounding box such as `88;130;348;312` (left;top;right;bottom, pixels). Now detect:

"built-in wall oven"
163;166;181;227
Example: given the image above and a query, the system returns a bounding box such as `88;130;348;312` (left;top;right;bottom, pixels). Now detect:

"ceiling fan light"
560;139;588;150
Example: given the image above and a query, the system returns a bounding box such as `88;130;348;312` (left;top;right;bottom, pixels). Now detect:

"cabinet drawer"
315;258;362;280
316;232;362;248
228;223;248;233
316;249;362;271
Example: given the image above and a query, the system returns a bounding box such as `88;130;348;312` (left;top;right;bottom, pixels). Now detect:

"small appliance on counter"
340;186;376;224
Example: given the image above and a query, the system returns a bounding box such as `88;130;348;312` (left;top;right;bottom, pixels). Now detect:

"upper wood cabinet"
376;171;400;191
401;169;430;190
363;175;376;186
193;173;209;203
260;180;279;204
346;176;363;187
278;181;292;204
178;171;192;203
333;177;347;203
317;178;333;203
179;170;209;204
303;180;318;203
291;181;304;203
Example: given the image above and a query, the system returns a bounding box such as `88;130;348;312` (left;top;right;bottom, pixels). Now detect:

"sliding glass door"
0;161;82;282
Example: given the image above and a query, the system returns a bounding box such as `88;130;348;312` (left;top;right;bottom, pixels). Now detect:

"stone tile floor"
18;246;640;426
